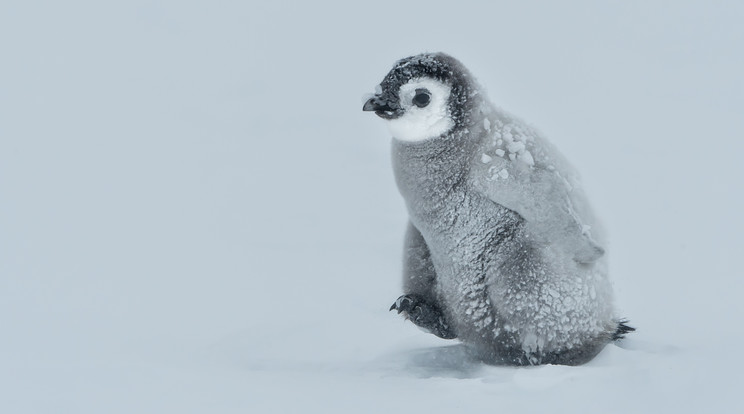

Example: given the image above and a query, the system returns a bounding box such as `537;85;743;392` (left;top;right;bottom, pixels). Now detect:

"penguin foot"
612;319;636;340
390;294;457;339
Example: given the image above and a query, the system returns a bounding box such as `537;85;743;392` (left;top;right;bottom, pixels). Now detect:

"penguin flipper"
572;236;605;264
390;294;457;339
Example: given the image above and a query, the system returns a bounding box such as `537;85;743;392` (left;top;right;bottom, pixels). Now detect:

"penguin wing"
470;156;571;227
472;108;582;225
470;153;605;263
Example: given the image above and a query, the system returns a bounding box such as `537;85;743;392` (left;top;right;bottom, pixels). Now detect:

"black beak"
363;95;400;119
362;95;394;112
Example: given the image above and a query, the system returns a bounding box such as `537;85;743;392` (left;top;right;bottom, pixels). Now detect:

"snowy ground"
1;1;743;413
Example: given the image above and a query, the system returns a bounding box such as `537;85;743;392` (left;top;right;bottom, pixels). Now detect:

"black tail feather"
612;319;636;340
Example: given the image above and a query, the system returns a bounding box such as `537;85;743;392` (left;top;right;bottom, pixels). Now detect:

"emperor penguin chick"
363;53;632;365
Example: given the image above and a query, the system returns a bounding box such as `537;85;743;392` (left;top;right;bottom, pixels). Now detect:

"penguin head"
363;53;481;142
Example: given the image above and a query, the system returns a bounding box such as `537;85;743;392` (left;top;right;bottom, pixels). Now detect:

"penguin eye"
412;88;431;108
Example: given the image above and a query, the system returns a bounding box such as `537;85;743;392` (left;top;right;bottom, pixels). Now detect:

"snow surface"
1;1;743;413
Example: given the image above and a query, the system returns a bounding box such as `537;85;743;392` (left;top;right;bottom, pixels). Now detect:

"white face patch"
385;78;454;142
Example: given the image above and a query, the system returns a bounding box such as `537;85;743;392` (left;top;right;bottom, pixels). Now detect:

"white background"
1;1;742;412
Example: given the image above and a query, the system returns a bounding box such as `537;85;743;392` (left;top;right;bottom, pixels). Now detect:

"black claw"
390;295;414;313
389;294;457;340
612;319;636;340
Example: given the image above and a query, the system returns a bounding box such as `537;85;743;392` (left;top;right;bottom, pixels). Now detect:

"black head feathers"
365;53;482;128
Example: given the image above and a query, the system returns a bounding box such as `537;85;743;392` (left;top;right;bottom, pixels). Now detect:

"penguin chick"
364;53;632;365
